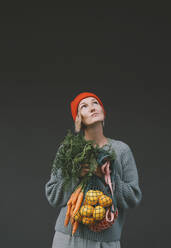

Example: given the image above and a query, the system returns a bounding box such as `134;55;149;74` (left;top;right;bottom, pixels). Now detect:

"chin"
88;119;103;126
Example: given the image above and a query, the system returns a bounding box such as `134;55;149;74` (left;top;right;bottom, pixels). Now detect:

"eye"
93;101;98;104
81;104;86;108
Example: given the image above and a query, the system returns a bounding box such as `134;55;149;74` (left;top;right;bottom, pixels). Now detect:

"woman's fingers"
79;163;90;177
93;166;103;178
81;168;89;174
81;163;89;168
82;166;89;169
79;167;90;177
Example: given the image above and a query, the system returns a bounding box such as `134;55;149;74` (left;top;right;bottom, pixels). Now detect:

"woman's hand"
79;164;103;178
79;164;90;177
93;166;103;178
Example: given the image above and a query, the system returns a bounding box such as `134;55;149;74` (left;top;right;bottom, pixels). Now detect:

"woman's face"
78;97;105;127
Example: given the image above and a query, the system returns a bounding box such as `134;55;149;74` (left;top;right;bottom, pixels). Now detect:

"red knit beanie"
70;92;106;121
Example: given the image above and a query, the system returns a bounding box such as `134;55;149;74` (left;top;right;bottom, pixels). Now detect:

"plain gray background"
0;5;170;248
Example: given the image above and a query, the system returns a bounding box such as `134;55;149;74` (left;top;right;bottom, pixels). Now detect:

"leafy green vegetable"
51;129;115;191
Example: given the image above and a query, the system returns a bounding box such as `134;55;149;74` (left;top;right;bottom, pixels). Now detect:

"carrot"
66;203;71;215
64;184;83;228
72;191;84;217
67;191;75;206
64;213;70;227
72;186;82;205
64;203;72;227
70;217;75;226
72;221;79;236
67;185;82;206
70;204;75;217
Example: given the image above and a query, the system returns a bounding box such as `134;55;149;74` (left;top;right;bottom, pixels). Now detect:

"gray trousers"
52;231;121;248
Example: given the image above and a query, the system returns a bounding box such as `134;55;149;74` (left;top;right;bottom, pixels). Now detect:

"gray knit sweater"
45;138;142;242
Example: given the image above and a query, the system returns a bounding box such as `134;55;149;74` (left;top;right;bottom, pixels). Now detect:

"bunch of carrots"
64;183;85;236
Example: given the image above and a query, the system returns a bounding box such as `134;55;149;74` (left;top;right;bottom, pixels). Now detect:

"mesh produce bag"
82;174;118;232
71;148;118;232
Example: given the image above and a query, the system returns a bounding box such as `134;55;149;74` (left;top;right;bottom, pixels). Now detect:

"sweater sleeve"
114;144;142;209
45;147;81;209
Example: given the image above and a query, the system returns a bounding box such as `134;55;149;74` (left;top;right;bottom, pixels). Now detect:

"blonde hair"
74;110;82;133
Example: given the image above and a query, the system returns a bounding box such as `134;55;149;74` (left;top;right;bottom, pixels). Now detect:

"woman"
45;92;142;248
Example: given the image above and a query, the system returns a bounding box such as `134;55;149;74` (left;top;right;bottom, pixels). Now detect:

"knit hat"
70;92;106;121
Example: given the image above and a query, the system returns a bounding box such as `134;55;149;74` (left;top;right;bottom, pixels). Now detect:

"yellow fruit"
73;211;82;222
82;216;95;225
95;190;103;197
86;198;98;206
85;190;99;205
93;206;106;220
80;205;94;217
99;194;112;207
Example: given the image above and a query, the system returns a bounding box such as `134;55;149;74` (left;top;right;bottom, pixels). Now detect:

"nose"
90;104;96;112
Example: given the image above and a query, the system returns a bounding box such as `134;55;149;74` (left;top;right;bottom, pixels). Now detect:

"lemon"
93;206;106;221
80;205;94;217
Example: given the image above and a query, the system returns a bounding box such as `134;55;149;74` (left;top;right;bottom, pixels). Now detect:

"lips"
91;113;99;117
